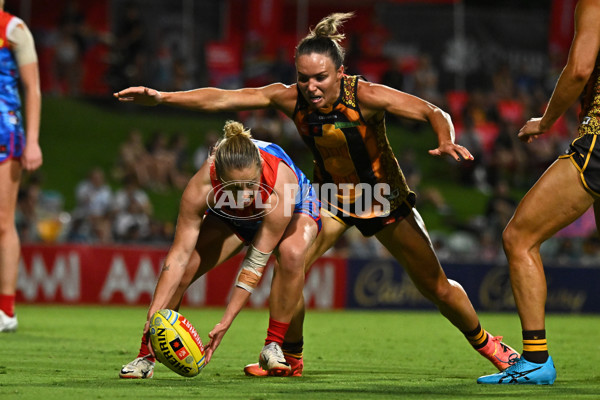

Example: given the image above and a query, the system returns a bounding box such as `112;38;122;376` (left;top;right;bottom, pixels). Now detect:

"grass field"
1;305;599;399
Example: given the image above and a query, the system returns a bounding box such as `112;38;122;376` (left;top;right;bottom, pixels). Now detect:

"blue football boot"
477;356;556;385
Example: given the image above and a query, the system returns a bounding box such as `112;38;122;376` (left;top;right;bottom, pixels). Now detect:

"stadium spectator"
113;196;151;242
53;24;82;96
0;1;42;333
15;179;42;243
487;120;528;188
413;54;443;105
108;1;148;90
53;0;89;96
166;132;192;190
112;173;152;216
118;120;321;379
114;12;519;380
478;0;600;385
145;130;176;192
483;180;518;241
113;128;152;188
456;116;487;190
72;167;113;243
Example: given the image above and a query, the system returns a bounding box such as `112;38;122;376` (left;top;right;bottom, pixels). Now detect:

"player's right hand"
204;322;229;364
518;117;547;143
113;86;162;106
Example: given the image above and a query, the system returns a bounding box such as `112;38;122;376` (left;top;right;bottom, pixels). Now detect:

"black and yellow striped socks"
282;339;304;360
463;323;489;349
522;329;548;364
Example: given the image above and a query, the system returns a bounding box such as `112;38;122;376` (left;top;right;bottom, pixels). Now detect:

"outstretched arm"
114;83;298;116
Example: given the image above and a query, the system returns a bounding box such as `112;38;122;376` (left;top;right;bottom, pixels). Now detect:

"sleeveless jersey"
577;54;600;136
0;11;22;112
558;54;600;195
292;74;412;218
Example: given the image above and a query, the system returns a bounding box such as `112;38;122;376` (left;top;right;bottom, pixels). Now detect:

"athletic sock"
0;294;15;317
265;318;290;346
463;322;489;350
138;334;156;363
282;338;304;359
522;329;548;364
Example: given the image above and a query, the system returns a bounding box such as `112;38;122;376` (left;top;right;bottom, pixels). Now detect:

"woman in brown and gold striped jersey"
115;12;518;379
479;0;600;385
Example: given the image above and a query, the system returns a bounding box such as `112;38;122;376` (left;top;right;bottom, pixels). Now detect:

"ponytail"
296;12;354;69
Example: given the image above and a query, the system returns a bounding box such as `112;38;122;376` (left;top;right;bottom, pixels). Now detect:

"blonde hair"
213;120;261;178
296;12;354;69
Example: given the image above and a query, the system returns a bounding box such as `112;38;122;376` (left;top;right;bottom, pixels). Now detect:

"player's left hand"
142;320;157;359
205;322;229;364
21;142;42;171
429;142;474;162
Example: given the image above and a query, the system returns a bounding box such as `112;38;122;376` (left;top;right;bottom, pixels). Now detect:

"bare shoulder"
275;159;297;185
262;83;297;115
356;79;398;118
356;79;398;104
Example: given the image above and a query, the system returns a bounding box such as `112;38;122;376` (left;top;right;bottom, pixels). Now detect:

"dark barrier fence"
347;259;596;313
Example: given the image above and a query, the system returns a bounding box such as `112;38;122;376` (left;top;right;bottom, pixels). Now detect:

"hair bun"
223;120;251;139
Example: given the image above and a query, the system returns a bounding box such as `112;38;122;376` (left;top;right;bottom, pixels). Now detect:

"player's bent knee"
276;247;306;275
502;223;527;255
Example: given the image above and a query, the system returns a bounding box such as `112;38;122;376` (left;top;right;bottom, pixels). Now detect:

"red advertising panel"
17;244;347;309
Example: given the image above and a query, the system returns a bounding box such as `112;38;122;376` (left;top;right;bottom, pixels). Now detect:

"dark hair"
295;12;354;69
213;120;261;178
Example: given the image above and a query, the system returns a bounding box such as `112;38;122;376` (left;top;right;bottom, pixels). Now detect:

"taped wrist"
235;245;272;293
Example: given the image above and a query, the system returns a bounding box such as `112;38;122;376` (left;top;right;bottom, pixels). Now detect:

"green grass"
1;305;599;399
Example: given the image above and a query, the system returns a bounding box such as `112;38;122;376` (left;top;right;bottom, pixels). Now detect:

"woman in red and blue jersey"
119;120;321;379
0;1;42;333
115;12;518;379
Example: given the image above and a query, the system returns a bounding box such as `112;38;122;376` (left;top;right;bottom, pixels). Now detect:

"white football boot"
0;310;17;332
259;342;292;376
119;355;155;379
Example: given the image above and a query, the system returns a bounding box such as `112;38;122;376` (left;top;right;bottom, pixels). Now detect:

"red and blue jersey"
0;11;24;163
0;11;22;112
209;139;321;243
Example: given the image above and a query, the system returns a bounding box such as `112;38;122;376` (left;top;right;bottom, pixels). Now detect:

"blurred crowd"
16;1;600;266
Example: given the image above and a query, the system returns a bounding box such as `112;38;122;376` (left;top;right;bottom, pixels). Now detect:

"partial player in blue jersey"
0;0;42;333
